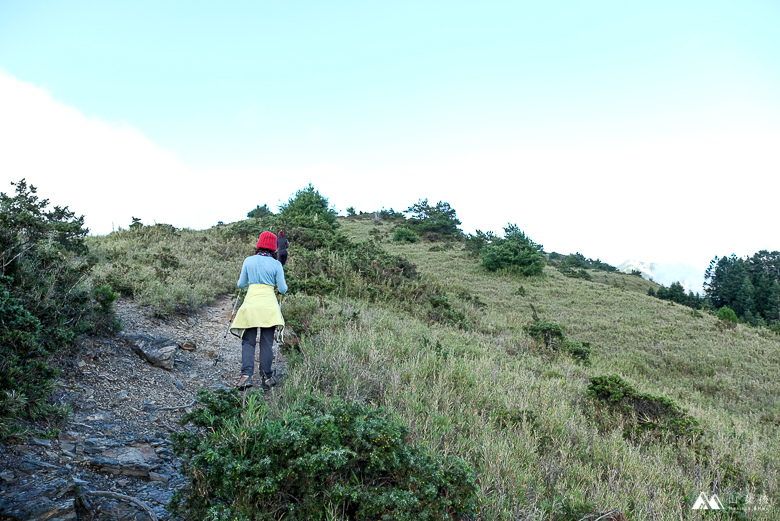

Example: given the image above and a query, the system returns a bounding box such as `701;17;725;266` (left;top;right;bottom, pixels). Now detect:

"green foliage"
653;282;703;309
717;306;739;324
346;206;356;217
89;222;246;316
278;183;339;230
0;179;119;438
393;226;419;243
468;224;546;276
587;375;703;441
170;390;478;521
428;294;470;330
277;216;472;329
522;319;590;364
705;251;780;326
225;216;276;242
247;203;274;219
548;252;618;272
463;230;496;255
557;266;592;281
403;199;462;240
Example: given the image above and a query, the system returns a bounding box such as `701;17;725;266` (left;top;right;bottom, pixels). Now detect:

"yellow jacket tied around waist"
230;284;284;338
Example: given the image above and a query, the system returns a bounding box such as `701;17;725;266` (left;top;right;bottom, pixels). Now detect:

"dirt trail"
0;295;286;520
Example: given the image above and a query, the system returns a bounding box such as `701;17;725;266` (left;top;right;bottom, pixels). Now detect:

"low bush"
403;199;463;240
1;179;119;438
717;306;739;324
468;224;546;276
393;226;419;243
522;319;590;364
170;390;479;521
587;374;702;441
557;266;592;281
548;252;618;273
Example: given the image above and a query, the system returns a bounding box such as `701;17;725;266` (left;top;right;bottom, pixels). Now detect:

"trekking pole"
214;289;242;366
272;293;285;373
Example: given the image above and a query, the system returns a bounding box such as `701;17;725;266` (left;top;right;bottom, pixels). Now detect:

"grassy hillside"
90;215;780;520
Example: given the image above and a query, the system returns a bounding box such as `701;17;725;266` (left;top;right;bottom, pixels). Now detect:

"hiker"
230;231;287;391
277;230;289;266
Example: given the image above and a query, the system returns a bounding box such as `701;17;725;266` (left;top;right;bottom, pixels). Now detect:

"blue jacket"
237;255;287;293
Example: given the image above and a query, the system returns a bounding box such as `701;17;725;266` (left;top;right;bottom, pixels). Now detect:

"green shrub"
476;224;546;276
464;230;496;256
557;266;592;281
403;199;462;240
170;390;479;521
718;306;739;324
523;320;590;364
247;203;274;219
428;294;470;330
548;252;618;273
277;183;339;230
0;179;119;438
587;374;703;441
393;226;419;243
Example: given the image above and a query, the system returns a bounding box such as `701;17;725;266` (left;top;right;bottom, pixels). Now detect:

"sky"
2;1;779;285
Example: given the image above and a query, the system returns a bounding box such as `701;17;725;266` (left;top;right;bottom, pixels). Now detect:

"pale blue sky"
1;1;779;283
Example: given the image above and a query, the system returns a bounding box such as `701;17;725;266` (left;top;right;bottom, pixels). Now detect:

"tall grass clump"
87;222;248;316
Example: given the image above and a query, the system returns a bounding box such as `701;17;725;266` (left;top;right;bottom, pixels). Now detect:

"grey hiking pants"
241;326;275;379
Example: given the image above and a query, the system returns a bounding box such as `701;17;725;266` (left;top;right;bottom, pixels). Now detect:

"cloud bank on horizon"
1;67;778;273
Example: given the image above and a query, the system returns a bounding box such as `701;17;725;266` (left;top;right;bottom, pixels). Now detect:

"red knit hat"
256;231;277;250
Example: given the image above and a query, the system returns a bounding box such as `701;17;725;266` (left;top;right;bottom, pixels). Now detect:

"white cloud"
0;70;340;234
1;68;777;275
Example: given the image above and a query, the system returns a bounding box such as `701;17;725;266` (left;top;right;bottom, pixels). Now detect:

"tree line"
704;251;780;327
648;251;780;330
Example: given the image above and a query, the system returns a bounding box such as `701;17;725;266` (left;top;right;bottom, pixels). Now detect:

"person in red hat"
229;231;287;390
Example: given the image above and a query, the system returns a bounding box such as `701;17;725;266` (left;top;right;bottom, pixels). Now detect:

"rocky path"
0;295;287;521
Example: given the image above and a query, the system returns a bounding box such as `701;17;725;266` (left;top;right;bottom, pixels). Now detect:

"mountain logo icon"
692;492;725;510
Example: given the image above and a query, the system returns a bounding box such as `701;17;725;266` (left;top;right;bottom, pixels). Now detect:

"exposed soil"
0;295;287;520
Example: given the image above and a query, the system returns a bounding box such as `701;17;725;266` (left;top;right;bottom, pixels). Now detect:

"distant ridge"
617;259;706;294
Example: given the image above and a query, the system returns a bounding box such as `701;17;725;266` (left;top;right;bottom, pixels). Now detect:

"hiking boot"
260;374;280;391
235;374;253;390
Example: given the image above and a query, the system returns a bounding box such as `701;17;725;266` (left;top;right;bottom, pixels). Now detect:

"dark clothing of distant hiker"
230;231;286;389
277;231;289;266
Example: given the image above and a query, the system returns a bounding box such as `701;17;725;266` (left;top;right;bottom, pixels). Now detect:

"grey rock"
96;499;153;521
122;333;179;370
0;497;76;521
21;457;61;470
85;411;112;421
147;488;174;505
30;437;53;447
0;476;79;521
89;442;162;478
58;431;81;442
148;472;170;483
